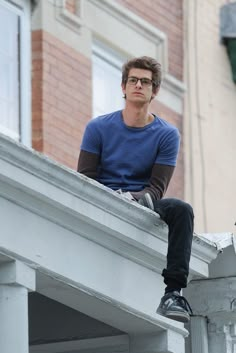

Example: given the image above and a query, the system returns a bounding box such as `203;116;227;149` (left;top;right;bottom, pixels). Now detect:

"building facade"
184;0;236;234
0;0;236;352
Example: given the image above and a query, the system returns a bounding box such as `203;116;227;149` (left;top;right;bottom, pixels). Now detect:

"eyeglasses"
127;76;153;87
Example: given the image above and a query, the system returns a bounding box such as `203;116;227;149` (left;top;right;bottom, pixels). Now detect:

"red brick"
32;29;92;169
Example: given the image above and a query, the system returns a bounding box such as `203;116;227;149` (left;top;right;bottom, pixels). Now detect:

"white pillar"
185;277;236;353
0;261;35;353
190;316;209;353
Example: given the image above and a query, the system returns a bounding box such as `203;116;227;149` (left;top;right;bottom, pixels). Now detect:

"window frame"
92;39;127;117
0;0;31;146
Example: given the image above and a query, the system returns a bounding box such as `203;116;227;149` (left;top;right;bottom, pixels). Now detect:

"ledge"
0;134;223;339
0;133;219;278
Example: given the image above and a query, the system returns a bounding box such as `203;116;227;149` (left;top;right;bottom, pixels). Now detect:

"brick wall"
32;30;92;169
116;0;183;81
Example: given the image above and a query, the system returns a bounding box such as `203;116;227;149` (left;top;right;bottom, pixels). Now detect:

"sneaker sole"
166;311;190;323
157;309;190;323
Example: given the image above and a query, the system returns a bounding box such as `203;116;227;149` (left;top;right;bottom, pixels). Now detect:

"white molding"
196;232;236;252
192;233;221;263
30;335;129;353
19;0;31;147
0;134;219;278
0;260;35;291
54;0;83;34
0;134;223;339
190;316;209;353
85;0;186;114
0;0;31;146
31;0;91;57
130;330;185;353
88;0;168;69
0;124;19;141
92;38;125;69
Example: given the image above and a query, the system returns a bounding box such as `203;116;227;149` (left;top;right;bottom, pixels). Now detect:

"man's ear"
152;86;160;99
121;82;126;95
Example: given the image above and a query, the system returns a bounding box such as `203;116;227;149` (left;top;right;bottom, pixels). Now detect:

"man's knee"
165;198;194;219
175;200;194;217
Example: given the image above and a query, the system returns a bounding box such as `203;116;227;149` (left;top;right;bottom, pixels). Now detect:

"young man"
77;56;194;323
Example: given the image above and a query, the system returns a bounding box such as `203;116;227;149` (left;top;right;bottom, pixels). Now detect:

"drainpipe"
220;2;236;83
190;316;209;353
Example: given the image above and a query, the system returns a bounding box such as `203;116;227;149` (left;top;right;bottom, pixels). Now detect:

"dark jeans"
153;198;194;289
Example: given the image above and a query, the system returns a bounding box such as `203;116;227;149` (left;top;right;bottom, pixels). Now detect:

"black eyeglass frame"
126;76;154;87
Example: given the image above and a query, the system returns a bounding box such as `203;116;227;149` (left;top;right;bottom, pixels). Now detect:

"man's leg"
139;194;194;322
153;198;194;322
154;198;194;290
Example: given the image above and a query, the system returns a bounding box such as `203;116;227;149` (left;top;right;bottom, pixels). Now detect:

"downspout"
220;2;236;83
190;316;209;353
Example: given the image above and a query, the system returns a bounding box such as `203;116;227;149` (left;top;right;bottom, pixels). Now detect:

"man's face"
122;68;159;104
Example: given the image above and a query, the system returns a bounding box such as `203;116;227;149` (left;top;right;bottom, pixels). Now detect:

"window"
0;0;31;145
92;40;127;117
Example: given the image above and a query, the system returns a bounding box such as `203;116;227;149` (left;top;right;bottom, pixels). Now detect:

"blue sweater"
81;110;180;191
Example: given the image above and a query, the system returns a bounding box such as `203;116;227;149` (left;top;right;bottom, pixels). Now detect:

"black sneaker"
156;291;193;323
138;193;154;211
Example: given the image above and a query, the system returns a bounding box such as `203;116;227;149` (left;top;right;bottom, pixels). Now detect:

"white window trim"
93;39;127;70
55;0;83;34
92;39;126;117
0;0;31;146
86;0;168;72
84;0;186;114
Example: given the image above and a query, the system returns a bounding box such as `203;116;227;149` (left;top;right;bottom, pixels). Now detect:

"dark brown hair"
122;56;162;90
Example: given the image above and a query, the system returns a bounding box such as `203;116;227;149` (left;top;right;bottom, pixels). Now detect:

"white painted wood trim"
0;260;35;291
54;0;83;33
30;335;129;353
87;0;185;114
0;133;219;278
190;316;209;353
0;0;31;146
0;134;223;339
88;0;168;70
0;134;219;272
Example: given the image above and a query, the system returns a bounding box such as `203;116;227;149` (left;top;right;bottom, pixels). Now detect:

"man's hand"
116;189;136;201
138;193;155;211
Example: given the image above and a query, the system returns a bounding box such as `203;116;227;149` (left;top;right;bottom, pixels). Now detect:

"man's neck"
122;105;154;128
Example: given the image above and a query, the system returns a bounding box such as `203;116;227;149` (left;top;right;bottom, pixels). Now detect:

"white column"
0;261;35;353
185;277;236;353
190;316;209;353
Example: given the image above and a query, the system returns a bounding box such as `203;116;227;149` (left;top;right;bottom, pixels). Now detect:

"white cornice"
196;232;236;252
0;134;219;278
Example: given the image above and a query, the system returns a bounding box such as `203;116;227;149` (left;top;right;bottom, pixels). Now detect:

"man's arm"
131;164;175;201
77;150;100;179
78;151;174;201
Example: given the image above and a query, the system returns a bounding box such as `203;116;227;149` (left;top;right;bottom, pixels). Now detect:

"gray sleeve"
131;163;175;201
